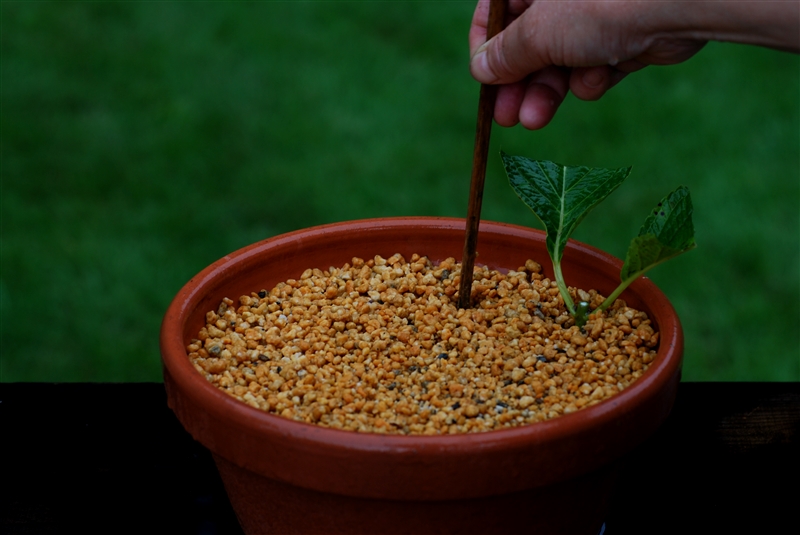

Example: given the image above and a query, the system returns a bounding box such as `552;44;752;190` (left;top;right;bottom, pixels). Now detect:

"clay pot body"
160;218;683;535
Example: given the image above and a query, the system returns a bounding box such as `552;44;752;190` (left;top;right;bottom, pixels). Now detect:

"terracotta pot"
160;217;683;535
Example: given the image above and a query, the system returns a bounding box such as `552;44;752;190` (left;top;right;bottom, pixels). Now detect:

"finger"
613;58;649;74
570;60;642;101
468;0;491;56
634;39;707;66
518;66;569;130
569;66;614;101
507;0;535;17
494;81;526;127
471;11;548;85
470;0;534;56
608;68;629;89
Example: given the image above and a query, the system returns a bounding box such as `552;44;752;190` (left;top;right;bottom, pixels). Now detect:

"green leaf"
501;152;632;264
620;185;696;282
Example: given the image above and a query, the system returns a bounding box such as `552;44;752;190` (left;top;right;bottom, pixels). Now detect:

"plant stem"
553;261;576;314
574;301;592;327
595;277;635;313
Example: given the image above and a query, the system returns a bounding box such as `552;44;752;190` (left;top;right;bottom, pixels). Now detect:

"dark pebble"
496;401;509;408
276;366;282;373
436;353;449;360
258;354;269;362
388;382;397;390
408;365;418;372
258;290;267;298
441;269;450;280
535;398;544;404
537;356;548;363
452;402;461;410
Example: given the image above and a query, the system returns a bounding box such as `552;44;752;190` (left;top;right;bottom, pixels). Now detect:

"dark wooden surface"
2;382;798;534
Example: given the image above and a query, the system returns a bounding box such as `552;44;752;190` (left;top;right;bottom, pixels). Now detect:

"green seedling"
501;152;696;327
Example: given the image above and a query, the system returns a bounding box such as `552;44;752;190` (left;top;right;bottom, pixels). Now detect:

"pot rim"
162;216;682;451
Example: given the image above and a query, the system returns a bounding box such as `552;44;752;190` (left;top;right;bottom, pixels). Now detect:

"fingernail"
471;43;499;84
582;69;605;89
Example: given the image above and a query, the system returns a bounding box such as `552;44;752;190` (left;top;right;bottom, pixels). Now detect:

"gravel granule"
187;254;658;435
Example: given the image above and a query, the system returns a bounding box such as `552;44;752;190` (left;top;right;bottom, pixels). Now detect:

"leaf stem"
597;237;697;314
553;260;576;314
595;277;635;314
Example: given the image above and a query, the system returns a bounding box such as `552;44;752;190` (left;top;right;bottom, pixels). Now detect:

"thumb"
470;17;547;85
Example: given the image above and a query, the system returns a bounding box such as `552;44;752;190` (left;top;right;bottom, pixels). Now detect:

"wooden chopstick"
458;0;508;309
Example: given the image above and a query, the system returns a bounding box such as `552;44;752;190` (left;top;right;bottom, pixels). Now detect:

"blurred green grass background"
2;1;798;382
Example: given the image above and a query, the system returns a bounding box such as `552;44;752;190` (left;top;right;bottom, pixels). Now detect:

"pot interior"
178;218;654;348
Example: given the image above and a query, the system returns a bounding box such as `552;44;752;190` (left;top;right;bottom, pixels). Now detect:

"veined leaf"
502;151;697;324
501;152;632;264
620;185;696;281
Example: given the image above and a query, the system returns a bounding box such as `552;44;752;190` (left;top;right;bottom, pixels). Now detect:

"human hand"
469;0;799;129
